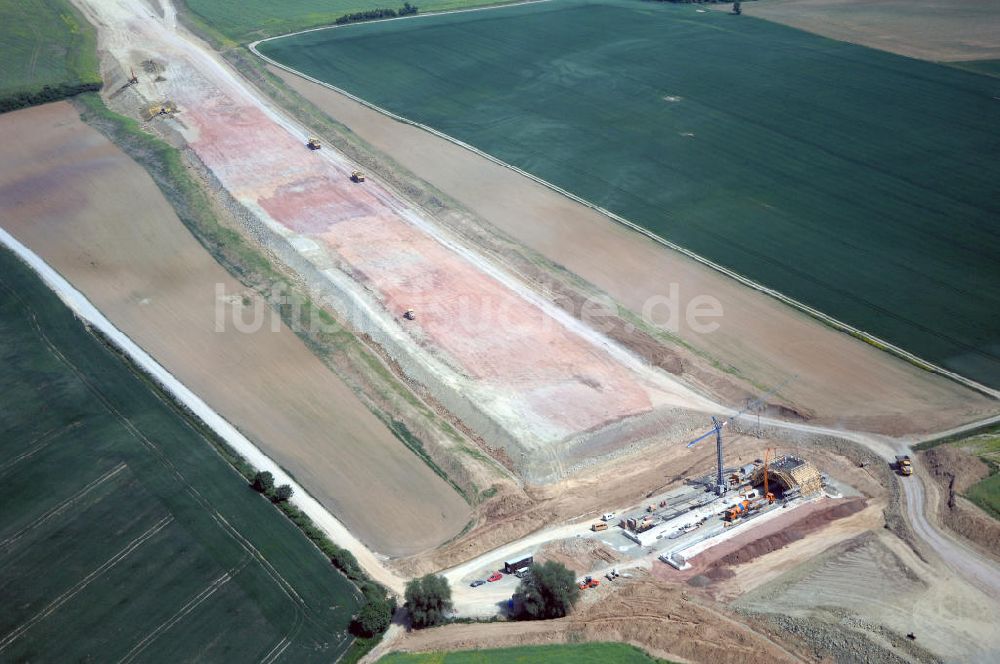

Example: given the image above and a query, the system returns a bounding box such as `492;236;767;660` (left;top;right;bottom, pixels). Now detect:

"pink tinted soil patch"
154;37;694;447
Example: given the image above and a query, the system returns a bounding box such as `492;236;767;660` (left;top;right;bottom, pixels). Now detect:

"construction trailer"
503;554;533;575
625;515;656;533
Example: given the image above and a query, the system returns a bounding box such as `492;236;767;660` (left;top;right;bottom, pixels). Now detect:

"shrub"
353;595;393;636
252;470;275;493
404;574;452;628
517;561;579;619
273;484;294;502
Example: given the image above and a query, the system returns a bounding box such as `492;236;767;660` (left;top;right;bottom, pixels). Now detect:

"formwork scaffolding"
752;455;823;497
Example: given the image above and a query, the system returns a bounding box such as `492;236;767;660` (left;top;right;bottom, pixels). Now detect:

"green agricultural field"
966;473;1000;520
962;431;1000;519
182;0;519;43
380;642;669;663
0;248;360;662
259;0;1000;388
0;0;100;110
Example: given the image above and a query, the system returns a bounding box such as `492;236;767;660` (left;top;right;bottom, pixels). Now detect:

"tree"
517;560;579;619
273;484;294;502
252;470;274;493
354;595;393;636
404;574;452;628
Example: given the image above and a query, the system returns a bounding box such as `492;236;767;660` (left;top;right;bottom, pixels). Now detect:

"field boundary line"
259;636;292;664
0;462;127;549
248;36;999;401
116;565;242;664
0;421;82;473
0;515;173;652
251;0;553;44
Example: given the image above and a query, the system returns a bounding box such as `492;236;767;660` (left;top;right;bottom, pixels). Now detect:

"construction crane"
686;376;796;496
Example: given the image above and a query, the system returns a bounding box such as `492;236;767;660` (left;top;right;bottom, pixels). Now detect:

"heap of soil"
698;498;867;579
537;538;620;575
923;446;989;493
921;446;1000;558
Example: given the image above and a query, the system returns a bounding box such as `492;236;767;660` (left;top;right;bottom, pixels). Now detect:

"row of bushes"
334;2;417;26
0;81;102;114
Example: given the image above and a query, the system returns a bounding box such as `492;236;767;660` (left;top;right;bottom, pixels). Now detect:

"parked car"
487;571;503;582
470;579;486;587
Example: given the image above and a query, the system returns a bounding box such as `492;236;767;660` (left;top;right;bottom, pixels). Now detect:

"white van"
601;512;616;522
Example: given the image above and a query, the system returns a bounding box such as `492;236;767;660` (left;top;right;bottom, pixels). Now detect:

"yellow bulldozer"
142;100;177;121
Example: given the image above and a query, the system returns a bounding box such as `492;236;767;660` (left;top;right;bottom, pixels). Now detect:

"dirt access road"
0;101;469;558
773;413;1000;602
904;471;1000;601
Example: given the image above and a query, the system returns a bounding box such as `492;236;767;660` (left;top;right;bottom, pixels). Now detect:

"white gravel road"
0;227;405;594
903;473;1000;601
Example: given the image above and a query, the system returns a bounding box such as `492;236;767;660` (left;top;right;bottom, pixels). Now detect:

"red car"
487;571;503;582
